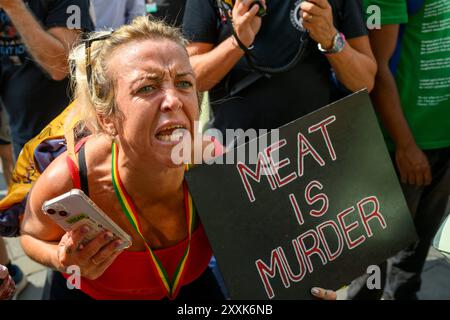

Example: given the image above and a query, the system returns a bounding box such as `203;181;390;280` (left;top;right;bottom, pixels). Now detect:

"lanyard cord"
111;141;195;299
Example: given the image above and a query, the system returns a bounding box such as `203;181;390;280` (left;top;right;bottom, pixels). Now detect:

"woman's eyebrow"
129;73;162;87
175;72;195;78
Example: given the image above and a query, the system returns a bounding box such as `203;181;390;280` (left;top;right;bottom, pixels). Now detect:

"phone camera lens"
58;211;68;217
47;209;56;215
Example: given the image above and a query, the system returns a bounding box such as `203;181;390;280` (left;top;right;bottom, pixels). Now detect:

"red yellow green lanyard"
111;141;195;299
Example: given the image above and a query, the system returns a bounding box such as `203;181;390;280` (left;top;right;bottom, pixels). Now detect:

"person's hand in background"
232;0;266;47
395;142;432;186
300;0;337;50
0;265;15;300
311;287;337;300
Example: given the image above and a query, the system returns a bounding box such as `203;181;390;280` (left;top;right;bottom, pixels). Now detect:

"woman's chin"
152;133;193;167
159;156;188;169
151;145;190;169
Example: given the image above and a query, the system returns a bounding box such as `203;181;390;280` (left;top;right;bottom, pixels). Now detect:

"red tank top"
62;137;221;299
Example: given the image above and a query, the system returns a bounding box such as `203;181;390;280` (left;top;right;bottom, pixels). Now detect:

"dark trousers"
347;147;450;300
12;141;22;162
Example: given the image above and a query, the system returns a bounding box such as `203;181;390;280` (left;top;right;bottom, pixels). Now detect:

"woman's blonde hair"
68;16;189;139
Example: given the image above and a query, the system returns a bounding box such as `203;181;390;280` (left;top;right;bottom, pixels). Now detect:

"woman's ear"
97;114;117;136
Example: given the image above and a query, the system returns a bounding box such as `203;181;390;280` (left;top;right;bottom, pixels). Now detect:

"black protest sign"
185;91;417;300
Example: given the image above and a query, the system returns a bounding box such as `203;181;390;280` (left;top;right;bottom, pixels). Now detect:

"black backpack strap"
77;143;90;197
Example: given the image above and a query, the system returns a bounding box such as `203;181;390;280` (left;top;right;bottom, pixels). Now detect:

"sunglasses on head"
83;31;114;95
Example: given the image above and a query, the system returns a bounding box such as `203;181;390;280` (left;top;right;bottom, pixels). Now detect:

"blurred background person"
0;0;94;159
0;102;13;187
348;0;450;300
146;0;186;27
183;0;376;139
91;0;146;30
0;0;94;299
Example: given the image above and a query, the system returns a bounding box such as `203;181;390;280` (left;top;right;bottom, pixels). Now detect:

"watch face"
332;33;345;53
318;32;345;54
337;33;345;48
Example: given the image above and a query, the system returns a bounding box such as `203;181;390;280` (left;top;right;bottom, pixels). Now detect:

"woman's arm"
20;153;124;279
20;235;60;270
21;154;72;241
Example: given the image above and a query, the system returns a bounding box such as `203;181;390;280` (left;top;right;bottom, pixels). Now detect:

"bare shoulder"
22;136;111;240
22;151;74;240
84;135;112;168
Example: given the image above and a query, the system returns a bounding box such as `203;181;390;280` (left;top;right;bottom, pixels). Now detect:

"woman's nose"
160;89;182;112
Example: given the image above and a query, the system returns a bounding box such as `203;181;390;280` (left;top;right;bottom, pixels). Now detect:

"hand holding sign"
311;287;337;300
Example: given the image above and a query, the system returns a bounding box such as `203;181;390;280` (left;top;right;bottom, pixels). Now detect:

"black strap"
229;72;267;96
217;0;310;76
78;143;90;197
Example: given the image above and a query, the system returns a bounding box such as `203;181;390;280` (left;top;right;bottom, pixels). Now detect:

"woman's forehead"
109;39;190;76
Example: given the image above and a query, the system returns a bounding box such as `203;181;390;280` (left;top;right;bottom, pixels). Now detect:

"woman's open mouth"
155;124;188;142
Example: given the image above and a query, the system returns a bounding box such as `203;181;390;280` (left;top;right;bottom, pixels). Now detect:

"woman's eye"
177;81;193;89
137;85;155;94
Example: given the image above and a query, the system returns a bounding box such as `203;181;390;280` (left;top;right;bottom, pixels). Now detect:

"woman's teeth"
156;125;186;142
156;131;184;142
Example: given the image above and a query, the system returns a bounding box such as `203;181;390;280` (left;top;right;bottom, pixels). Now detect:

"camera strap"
216;0;310;95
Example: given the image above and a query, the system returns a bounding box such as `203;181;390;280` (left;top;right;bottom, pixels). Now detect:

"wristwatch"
318;32;346;54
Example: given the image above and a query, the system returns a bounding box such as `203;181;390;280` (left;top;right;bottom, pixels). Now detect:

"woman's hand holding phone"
54;224;125;280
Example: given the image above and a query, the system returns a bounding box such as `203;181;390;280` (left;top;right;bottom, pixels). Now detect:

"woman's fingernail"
104;232;114;240
311;287;320;296
81;225;90;234
114;240;124;249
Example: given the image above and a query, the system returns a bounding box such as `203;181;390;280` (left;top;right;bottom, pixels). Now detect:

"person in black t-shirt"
183;0;377;135
0;0;94;158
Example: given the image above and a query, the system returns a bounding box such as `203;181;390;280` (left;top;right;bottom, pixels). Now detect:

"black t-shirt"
150;0;186;27
0;0;94;148
183;0;367;133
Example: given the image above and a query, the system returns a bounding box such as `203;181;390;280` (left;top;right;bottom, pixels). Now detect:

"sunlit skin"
104;38;200;171
20;38;339;297
20;38;204;281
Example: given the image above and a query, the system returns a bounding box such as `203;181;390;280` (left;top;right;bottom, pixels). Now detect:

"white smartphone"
42;189;132;251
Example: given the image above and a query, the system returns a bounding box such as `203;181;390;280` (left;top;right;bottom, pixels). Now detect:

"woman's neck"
115;145;185;206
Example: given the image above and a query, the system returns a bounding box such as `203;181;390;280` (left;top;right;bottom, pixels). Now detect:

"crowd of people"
0;0;448;300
